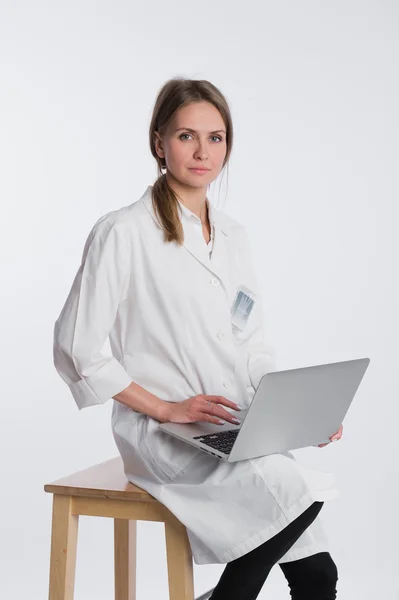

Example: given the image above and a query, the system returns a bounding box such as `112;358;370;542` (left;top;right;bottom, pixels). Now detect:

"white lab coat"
53;184;339;565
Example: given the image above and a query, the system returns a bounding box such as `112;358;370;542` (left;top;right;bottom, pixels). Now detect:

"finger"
220;409;241;424
200;403;241;425
204;395;241;411
198;413;228;426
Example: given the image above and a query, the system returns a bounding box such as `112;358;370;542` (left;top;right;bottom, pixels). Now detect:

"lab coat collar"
141;185;232;290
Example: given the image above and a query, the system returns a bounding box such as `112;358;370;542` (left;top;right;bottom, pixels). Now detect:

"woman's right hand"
162;395;242;426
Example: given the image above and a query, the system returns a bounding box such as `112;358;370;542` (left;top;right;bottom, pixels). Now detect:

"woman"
53;78;343;599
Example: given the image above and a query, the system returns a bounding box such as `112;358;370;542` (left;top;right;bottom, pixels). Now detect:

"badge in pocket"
231;285;256;331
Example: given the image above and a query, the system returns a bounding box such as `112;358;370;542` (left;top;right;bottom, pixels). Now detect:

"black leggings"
209;501;338;600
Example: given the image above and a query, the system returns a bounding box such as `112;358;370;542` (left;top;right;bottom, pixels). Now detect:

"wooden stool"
44;456;214;600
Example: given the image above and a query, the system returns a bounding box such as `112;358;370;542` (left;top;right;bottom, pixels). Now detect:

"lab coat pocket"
137;415;202;483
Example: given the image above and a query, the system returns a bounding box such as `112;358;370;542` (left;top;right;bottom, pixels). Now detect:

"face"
154;101;227;190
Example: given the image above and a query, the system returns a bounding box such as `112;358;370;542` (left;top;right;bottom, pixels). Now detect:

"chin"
179;175;208;188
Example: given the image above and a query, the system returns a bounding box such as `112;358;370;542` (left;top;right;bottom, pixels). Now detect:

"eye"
179;133;224;142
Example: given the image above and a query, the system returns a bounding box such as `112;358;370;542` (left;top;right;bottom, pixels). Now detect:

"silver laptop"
159;357;370;463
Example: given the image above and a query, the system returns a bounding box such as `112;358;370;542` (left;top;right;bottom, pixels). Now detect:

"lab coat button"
217;331;225;340
222;380;229;388
211;277;219;286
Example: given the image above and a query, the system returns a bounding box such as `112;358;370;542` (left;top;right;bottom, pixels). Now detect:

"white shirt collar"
177;197;215;228
141;185;230;236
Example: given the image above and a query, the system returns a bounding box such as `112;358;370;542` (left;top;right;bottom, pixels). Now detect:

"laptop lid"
227;357;370;462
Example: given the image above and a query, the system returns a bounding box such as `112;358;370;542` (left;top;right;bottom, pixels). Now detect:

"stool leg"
164;516;194;600
114;519;137;600
48;494;79;600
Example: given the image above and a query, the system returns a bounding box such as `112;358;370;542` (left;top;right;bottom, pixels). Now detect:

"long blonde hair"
148;77;234;245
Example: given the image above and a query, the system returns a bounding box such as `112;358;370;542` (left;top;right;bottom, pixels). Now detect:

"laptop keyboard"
193;429;240;455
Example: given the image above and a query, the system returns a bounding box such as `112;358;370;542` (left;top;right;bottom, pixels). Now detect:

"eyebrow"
175;127;226;134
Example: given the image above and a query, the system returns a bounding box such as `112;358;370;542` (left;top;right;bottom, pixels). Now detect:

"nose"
194;141;209;160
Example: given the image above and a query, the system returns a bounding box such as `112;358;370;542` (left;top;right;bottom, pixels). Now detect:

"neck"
166;175;208;221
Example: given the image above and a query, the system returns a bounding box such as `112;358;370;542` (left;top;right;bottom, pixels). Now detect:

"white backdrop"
1;1;397;598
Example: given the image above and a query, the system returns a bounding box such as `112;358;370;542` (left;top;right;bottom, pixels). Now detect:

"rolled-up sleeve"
53;216;133;410
241;228;277;390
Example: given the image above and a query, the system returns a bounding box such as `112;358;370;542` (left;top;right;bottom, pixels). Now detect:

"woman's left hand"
318;424;343;448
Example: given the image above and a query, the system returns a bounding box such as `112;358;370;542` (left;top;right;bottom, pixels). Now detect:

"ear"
154;131;164;156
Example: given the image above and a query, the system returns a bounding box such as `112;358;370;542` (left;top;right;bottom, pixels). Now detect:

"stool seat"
44;456;156;502
44;456;214;600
